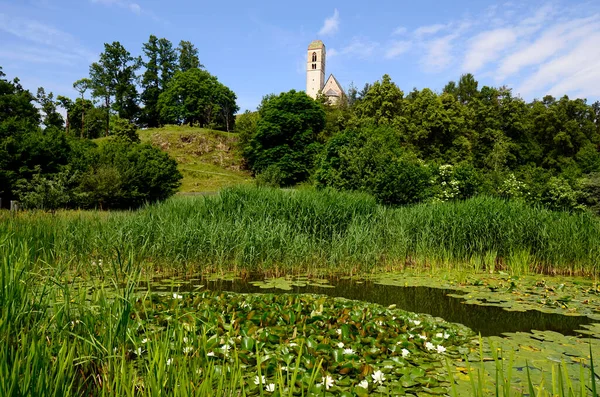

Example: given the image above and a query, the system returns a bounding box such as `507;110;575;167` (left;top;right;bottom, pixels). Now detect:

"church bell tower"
306;40;325;99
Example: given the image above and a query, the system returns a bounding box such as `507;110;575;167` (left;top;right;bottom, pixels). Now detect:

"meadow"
1;186;599;396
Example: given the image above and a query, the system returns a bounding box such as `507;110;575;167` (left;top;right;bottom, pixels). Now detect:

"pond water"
140;277;597;338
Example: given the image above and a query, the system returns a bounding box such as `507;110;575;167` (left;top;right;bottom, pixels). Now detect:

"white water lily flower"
401;348;410;358
265;383;275;392
320;375;334;390
372;370;386;384
289;342;298;347
343;348;355;355
408;333;415;339
358;379;369;389
172;293;183;299
336;329;342;335
425;341;435;350
376;320;384;326
436;345;447;354
281;366;288;372
183;346;193;354
206;351;215;357
254;375;266;385
183;337;189;344
337;342;344;348
444;333;450;339
135;347;143;356
141;338;148;344
166;358;173;366
419;335;427;340
435;332;443;338
412;320;421;326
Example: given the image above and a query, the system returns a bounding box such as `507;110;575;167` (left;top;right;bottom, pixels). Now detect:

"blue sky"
1;0;599;113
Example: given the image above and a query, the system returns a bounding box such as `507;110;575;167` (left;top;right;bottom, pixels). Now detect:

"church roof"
308;40;325;49
324;74;344;93
325;89;340;97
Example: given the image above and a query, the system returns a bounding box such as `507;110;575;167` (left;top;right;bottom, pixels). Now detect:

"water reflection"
141;277;596;337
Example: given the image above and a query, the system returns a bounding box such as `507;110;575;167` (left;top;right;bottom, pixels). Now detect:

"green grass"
138;125;253;192
2;186;599;276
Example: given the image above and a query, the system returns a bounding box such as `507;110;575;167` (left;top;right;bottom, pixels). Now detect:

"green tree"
73;78;91;138
157;68;236;129
353;74;404;125
140;35;161;127
110;116;140;143
244;90;325;186
89;42;141;134
36;87;64;129
177;40;203;71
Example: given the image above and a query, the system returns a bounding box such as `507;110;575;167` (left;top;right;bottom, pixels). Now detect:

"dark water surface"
143;277;596;338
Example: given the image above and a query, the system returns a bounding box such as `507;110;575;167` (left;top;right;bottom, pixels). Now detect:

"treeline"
239;74;600;213
62;36;238;138
0;65;181;210
0;35;242;209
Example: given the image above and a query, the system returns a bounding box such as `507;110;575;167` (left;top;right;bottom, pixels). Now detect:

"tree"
36;87;64;129
56;95;73;136
177;40;203;71
89;42;141;135
158;38;178;88
353;74;403;126
140;35;161;128
243;90;325;185
157;68;237;130
457;73;479;104
73;78;91;138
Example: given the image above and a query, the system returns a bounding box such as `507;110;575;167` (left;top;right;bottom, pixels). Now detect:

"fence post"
10;200;19;212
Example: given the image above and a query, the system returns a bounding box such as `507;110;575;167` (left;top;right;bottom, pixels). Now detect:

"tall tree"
177;40;203;71
73;78;91;138
457;73;479;104
158;38;178;89
141;35;161;128
89;41;141;135
56;95;73;136
36;87;64;129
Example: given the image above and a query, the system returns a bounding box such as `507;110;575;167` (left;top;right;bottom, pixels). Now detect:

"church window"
312;52;317;62
312;63;316;70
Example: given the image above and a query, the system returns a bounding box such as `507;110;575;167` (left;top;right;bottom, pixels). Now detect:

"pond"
140;275;598;338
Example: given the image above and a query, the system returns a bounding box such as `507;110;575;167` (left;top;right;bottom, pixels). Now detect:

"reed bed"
2;186;599;276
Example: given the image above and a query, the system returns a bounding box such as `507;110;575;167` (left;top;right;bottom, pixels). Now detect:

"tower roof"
308;40;325;50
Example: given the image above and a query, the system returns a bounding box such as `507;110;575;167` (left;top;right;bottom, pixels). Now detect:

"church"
306;40;344;104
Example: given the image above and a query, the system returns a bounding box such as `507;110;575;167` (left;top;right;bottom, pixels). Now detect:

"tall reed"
2;186;599;275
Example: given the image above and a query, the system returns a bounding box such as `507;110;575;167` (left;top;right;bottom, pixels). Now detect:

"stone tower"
306;40;325;99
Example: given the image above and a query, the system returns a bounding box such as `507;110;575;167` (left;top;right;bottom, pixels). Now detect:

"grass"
2;185;599;276
137;125;253;192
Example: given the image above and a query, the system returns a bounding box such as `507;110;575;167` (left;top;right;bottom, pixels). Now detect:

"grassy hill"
137;125;253;193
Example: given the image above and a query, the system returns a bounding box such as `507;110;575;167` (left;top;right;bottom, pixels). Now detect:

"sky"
1;0;600;113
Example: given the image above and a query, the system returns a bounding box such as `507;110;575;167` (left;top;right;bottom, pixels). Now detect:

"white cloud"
414;24;446;38
497;15;600;79
339;37;379;59
392;26;407;36
327;48;339;58
462;28;517;72
319;9;340;36
385;40;411;59
517;33;600;98
421;33;459;72
0;13;94;62
91;0;143;15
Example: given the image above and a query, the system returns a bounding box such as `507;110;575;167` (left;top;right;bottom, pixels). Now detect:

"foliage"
15;167;74;211
157;68;238;130
315;127;432;205
110;116;140;143
243;90;325;186
77;140;182;209
177;40;203;71
89;41;141;134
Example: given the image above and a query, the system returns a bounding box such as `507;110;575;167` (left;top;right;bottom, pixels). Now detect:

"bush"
76;141;182;209
315;126;433;205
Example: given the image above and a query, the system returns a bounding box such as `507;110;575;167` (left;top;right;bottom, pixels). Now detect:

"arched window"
312;64;316;70
312;52;317;62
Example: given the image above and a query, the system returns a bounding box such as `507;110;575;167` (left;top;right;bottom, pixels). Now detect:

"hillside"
138;125;253;193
